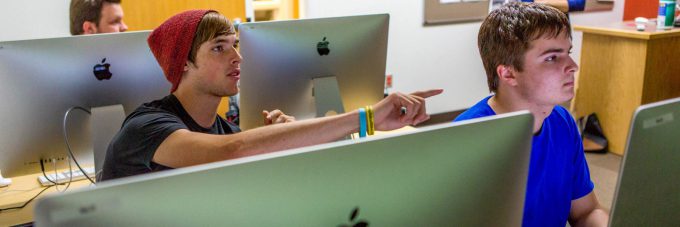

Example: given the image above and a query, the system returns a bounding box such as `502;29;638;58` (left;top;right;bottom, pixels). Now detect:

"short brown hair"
188;12;236;64
478;2;571;92
69;0;122;35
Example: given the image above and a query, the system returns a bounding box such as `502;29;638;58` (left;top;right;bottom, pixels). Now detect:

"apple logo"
338;207;369;227
317;37;330;56
93;58;112;80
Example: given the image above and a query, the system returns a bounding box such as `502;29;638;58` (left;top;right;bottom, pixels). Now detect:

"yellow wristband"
366;105;375;135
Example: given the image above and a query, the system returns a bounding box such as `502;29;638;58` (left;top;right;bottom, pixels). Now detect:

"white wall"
0;0;71;42
301;0;625;114
245;0;255;21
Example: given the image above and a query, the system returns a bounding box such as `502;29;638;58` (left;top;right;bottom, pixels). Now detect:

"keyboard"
37;167;96;186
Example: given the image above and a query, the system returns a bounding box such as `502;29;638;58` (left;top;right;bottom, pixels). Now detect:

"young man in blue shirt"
455;3;608;226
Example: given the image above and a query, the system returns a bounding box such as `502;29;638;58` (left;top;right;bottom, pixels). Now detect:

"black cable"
40;159;63;186
0;185;53;212
63;106;95;184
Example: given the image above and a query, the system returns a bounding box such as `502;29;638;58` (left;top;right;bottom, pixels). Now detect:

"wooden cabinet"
121;0;246;31
571;23;680;155
253;0;299;21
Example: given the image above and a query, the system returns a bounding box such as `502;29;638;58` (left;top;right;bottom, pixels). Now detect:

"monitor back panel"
238;14;389;130
35;112;533;226
609;97;680;227
0;31;169;177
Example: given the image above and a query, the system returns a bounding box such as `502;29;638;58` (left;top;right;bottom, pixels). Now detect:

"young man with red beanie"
100;10;442;181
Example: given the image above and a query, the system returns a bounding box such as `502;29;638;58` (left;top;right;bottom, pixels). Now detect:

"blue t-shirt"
455;96;594;227
521;0;586;12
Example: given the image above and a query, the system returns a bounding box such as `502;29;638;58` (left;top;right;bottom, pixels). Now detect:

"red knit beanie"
148;9;216;92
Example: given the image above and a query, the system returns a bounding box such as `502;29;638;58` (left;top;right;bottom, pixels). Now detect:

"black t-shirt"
99;95;241;181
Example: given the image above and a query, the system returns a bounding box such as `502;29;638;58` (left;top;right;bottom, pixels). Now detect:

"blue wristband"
358;108;367;138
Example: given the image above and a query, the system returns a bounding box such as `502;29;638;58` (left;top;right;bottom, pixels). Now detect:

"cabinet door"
122;0;246;31
253;0;299;21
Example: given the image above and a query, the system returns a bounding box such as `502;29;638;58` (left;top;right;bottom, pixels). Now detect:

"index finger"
410;89;443;99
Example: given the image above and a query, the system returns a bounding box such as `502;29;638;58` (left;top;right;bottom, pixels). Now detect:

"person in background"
523;0;585;12
100;10;442;181
454;3;608;226
70;0;128;35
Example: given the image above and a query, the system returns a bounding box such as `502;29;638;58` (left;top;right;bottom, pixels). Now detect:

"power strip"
37;167;96;186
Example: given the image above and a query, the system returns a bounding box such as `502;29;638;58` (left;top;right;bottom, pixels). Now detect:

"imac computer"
35;111;533;226
609;97;680;227
237;14;389;130
0;31;169;178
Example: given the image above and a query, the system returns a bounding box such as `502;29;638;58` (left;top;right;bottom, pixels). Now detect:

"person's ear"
82;21;98;34
184;61;194;72
496;64;518;87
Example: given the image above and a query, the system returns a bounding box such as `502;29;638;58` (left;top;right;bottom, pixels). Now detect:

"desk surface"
0;170;93;226
574;21;680;40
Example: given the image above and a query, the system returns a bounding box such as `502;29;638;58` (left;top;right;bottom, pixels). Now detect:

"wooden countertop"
0;170;94;226
574;21;680;40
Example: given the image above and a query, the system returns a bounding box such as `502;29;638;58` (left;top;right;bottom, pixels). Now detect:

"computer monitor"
0;31;169;178
609;97;680;227
34;111;533;226
237;14;389;130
